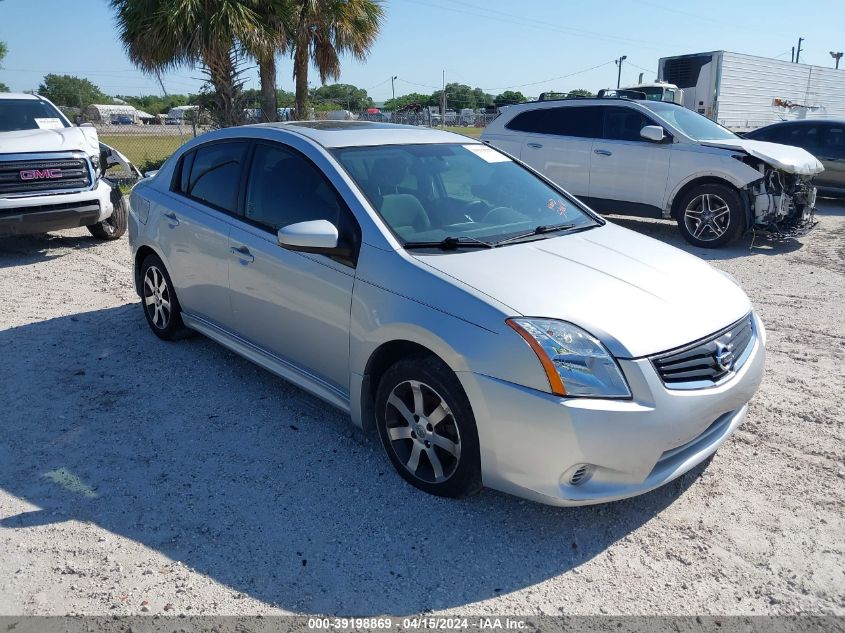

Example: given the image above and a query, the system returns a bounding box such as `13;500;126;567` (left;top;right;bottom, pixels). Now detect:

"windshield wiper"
403;236;495;250
493;223;579;247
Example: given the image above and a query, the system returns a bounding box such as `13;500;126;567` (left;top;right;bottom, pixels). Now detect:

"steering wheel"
482;206;529;224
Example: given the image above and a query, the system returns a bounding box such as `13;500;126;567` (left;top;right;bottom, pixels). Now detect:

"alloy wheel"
143;265;171;329
384;380;461;483
683;193;731;242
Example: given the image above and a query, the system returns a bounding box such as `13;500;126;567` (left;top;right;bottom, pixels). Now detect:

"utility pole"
391;76;397;109
441;69;446;129
795;37;804;63
791;47;795;63
615;55;627;88
831;51;844;69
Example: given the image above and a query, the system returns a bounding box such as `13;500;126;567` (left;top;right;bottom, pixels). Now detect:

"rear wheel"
139;253;186;340
375;355;481;498
88;194;128;241
676;183;745;248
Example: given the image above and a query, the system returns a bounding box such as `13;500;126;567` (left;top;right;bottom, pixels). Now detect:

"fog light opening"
568;464;593;487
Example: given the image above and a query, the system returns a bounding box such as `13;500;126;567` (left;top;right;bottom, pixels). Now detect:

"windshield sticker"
547;198;569;216
463;144;511;163
34;118;64;130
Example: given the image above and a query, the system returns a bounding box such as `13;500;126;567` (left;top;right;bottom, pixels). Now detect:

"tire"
139;253;187;340
375;355;482;498
675;183;746;248
88;192;128;241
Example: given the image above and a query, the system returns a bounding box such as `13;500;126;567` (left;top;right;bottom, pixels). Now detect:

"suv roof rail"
597;88;647;100
529;93;645;105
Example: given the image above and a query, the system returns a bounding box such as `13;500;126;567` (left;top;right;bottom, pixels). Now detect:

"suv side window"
602;107;653;142
175;141;247;213
506;106;602;138
820;125;845;159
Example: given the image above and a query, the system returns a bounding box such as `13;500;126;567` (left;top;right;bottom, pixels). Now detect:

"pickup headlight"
507;318;631;398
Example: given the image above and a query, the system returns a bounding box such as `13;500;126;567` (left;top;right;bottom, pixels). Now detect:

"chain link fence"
82;107;498;188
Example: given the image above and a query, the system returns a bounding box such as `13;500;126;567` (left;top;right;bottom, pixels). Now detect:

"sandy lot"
0;202;842;617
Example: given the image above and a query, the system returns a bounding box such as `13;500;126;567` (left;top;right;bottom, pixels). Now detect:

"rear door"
809;124;845;191
588;105;671;214
506;105;600;198
157;141;247;328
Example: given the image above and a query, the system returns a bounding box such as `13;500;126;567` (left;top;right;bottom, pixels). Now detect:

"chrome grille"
651;315;754;388
0;156;91;195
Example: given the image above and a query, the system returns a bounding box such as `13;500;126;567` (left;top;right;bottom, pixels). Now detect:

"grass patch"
99;134;191;170
442;126;484;138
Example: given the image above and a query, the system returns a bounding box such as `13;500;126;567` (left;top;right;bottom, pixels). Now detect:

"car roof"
252;121;477;148
761;118;845;126
0;92;42;101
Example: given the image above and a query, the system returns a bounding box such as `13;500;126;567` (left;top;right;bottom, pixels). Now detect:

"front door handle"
594;149;613;156
230;245;254;263
527;142;543;149
162;212;180;226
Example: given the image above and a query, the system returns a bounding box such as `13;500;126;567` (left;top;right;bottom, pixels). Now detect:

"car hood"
699;138;823;175
413;223;752;358
0;126;99;156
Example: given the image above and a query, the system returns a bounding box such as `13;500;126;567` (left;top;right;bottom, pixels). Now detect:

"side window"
506;106;602;138
602;107;652;142
820;126;845;159
244;143;345;231
177;142;247;212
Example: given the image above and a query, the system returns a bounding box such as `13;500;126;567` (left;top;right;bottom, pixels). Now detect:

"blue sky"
1;0;843;101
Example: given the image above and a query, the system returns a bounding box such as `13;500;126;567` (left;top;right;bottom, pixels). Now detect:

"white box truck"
658;51;845;132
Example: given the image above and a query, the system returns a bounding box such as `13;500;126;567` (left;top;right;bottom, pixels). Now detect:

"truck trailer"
658;51;845;133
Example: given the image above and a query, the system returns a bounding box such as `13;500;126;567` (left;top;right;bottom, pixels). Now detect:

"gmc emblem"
20;168;63;181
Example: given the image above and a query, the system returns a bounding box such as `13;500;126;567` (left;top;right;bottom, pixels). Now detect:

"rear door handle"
230;245;254;263
162;212;180;226
594;149;613;156
527;142;543;149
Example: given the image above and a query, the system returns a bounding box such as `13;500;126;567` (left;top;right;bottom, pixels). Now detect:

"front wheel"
88;194;128;241
139;254;187;340
675;184;745;248
375;355;481;498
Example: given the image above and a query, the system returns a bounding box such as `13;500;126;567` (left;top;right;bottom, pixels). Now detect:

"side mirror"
640;125;666;142
277;219;340;253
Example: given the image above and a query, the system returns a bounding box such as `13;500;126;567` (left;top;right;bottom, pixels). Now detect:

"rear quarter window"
506;106;602;138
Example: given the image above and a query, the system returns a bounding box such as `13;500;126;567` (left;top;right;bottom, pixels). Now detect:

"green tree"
312;83;372;110
289;0;383;119
115;94;190;115
109;0;271;127
0;40;7;92
494;90;526;106
38;74;110;108
429;84;492;110
568;88;594;97
383;92;429;111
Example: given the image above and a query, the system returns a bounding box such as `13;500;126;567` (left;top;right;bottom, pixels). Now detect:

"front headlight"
508;318;631;398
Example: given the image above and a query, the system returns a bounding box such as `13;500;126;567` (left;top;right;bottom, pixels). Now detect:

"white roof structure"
85;103;139;121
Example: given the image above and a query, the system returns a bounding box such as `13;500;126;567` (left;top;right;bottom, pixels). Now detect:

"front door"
588;106;671;214
227;141;358;394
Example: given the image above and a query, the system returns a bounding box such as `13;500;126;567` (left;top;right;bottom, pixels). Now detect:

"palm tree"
109;0;268;127
289;0;384;119
253;1;293;123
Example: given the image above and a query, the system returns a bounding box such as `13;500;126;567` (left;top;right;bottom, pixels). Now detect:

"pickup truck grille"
0;157;91;195
651;315;755;388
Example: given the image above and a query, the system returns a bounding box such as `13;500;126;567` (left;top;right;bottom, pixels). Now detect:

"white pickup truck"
0;92;137;240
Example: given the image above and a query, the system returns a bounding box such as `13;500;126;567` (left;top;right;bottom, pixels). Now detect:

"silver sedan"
128;121;765;505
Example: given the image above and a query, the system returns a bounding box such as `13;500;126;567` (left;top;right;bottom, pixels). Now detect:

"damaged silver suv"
482;97;823;247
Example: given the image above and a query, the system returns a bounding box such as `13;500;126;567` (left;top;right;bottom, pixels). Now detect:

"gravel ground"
0;201;843;617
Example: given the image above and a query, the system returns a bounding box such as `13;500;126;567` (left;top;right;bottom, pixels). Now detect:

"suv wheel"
375;355;481;498
676;183;745;248
88;194;128;241
139;254;186;340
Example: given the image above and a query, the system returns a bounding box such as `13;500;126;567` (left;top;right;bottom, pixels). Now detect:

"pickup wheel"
139;253;187;340
88;193;128;241
676;184;745;248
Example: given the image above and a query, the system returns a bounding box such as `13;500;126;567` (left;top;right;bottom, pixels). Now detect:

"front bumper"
458;313;766;506
0;179;115;237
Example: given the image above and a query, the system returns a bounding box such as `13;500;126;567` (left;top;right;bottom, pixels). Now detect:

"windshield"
332;143;599;246
0;99;69;132
641;101;736;141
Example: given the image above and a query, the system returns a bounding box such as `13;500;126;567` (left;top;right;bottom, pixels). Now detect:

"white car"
482;97;824;247
0;93;134;239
